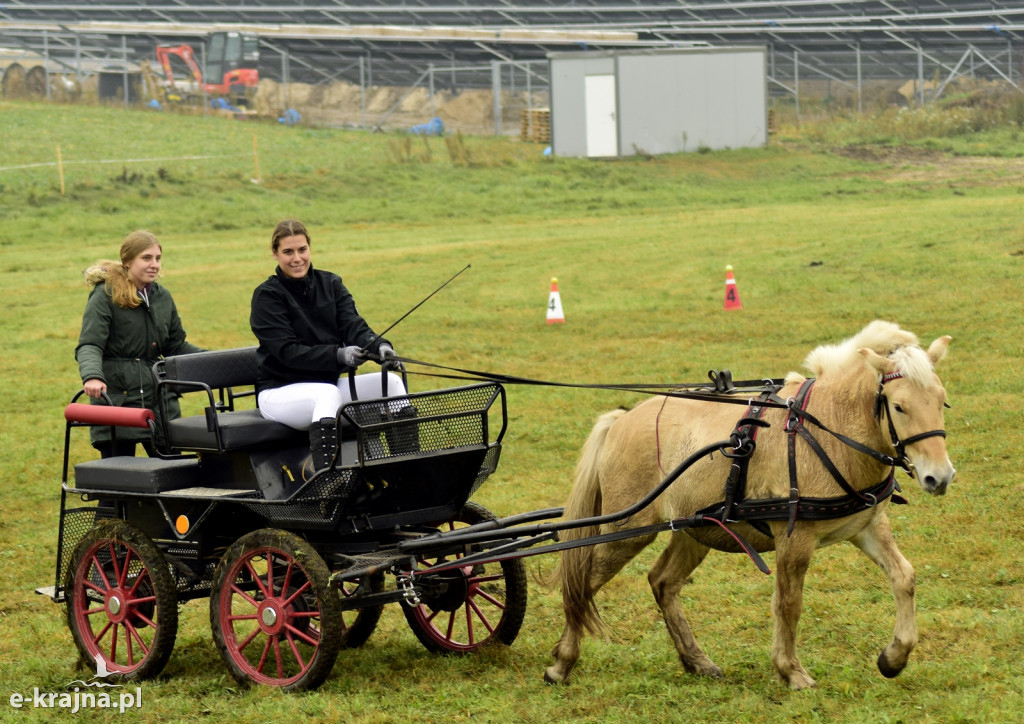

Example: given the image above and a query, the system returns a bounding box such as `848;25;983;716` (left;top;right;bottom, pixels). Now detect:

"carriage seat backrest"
158;347;306;453
161;346;261;391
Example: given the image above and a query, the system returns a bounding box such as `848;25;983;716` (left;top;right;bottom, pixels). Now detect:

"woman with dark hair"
250;219;404;475
76;230;204;457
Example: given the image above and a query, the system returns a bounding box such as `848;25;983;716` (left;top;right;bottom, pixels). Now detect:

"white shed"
548;47;768;158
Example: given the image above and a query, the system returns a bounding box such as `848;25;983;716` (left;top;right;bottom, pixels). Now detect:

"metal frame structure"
2;2;1022;100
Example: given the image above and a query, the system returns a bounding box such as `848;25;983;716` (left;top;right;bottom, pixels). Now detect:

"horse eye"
894;404;905;414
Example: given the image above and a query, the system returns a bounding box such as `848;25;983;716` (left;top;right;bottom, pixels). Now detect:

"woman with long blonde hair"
76;230;203;457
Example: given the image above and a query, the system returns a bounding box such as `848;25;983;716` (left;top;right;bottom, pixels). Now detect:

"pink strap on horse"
64;403;155;429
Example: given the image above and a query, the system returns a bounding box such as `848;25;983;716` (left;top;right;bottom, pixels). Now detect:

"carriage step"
34;585;64;602
330;552;412;584
339;552;410;569
159;487;258;498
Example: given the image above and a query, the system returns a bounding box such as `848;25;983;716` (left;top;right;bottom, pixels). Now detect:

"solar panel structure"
1;2;1021;112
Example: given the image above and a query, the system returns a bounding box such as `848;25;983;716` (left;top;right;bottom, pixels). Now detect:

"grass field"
0;100;1022;723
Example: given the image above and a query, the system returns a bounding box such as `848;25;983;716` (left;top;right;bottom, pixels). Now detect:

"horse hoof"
681;655;723;680
790;677;818;691
778;668;817;690
877;651;905;679
544;667;569;685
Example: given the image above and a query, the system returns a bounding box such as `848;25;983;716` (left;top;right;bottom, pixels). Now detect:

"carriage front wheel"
209;529;344;691
64;520;178;680
402;501;528;654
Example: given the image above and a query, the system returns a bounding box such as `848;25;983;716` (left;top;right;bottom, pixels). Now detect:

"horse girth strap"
718;388;783;524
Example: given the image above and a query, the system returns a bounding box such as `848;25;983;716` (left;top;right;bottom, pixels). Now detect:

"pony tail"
551;408;626;637
82;260;140;308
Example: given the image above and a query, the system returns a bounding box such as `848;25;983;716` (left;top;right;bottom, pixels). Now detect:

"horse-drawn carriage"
43;346;525;690
40;321;955;691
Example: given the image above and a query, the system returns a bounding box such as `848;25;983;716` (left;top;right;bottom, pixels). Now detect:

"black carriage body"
48;347;506;605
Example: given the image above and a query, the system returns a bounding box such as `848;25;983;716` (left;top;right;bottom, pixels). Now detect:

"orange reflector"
175;515;189;534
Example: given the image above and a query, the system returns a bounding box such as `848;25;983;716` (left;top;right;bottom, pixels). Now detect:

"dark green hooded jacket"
76;282;203;446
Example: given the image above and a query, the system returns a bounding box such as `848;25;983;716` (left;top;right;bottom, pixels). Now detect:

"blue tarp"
211;97;242;112
410;117;444;136
278;108;301;126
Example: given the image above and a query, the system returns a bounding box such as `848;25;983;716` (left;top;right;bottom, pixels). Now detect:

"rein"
394;356;789;403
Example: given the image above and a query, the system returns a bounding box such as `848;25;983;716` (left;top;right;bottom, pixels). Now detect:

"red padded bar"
64;403;155;428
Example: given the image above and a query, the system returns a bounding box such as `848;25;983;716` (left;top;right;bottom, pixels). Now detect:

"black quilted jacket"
250;265;388;393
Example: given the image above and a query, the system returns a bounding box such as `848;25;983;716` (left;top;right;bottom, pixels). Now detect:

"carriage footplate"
254;468;363;529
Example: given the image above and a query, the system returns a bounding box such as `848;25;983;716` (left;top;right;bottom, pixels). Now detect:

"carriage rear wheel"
209;529;343;691
64;520;178;680
338;573;384;649
402;501;527;654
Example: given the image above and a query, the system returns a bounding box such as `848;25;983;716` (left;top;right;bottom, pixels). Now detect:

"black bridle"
874;370;948;480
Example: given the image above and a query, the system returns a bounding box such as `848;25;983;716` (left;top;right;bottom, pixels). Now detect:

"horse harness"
688;371;947;563
386;357;948;575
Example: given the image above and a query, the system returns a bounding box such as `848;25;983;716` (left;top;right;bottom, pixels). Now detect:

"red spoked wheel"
210;529;343;691
64;520;178;680
402;501;527;654
338;573;384;649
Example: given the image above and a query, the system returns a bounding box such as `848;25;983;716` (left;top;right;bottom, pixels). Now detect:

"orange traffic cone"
724;265;743;310
547;277;565;324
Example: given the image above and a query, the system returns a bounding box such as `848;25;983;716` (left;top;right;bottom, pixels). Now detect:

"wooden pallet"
520;108;551;143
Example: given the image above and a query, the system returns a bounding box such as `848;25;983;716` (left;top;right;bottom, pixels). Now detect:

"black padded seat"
73;457;200;494
167;408;305;451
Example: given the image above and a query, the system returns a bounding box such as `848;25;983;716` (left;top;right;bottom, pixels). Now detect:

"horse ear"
926;335;952;365
859;347;895;375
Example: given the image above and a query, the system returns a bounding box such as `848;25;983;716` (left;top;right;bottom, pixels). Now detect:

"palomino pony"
545;321;954;690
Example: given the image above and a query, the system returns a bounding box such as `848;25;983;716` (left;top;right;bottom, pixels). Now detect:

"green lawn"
0;100;1022;723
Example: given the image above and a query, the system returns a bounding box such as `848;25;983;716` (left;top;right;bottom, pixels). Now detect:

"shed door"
584;74;618;157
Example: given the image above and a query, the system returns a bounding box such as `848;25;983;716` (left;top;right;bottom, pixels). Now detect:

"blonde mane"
798;320;934;386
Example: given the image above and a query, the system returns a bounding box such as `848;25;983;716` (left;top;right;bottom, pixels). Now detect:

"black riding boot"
307;416;356;517
308;417;338;474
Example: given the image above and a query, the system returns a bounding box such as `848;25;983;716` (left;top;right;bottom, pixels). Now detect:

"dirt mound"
252;78;544;134
437;90;493;129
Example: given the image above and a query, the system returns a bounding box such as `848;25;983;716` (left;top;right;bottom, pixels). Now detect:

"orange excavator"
155;31;259;106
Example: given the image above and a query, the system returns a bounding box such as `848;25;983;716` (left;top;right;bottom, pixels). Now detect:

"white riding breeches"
257;372;408;430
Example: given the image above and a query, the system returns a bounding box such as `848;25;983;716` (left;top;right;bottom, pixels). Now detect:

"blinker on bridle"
875;370;948;478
